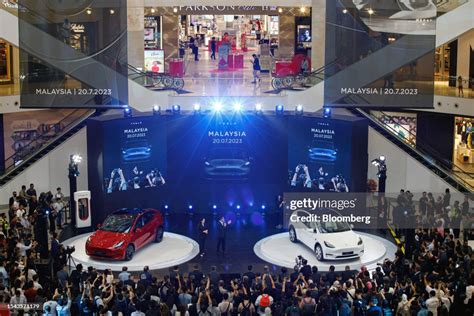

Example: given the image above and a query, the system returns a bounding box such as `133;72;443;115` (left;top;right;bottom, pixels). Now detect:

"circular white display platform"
62;232;199;272
254;232;397;271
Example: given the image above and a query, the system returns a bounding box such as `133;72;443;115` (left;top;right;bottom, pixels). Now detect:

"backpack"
260;294;270;308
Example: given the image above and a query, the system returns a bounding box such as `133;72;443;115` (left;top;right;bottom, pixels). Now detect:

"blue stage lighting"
233;102;242;112
295;104;303;114
255;103;262;113
261;204;266;210
172;104;181;114
323;106;332;118
236;204;241;210
164;205;169;209
188;204;193;210
213;204;217;210
123;106;132;117
275;104;284;114
213;101;223;112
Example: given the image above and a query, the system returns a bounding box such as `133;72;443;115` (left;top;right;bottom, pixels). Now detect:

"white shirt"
16;241;32;257
131;312;145;316
425;297;439;316
16;208;25;219
43;300;58;316
10;294;27;304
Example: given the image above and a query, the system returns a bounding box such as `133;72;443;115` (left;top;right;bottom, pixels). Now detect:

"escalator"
345;95;473;193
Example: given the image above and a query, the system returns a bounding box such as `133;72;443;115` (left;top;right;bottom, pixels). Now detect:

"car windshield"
209;148;248;159
316;220;351;233
101;214;135;233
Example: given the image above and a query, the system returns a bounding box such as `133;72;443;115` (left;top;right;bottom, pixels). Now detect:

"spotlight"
275;104;284;115
71;154;82;164
109;9;115;15
164;205;169;209
323;106;332;118
236;205;241;210
172;104;181;114
123;107;132;117
188;204;193;210
367;8;374;15
295;104;303;115
233;102;242;112
173;7;178;13
342;9;348;14
300;7;306;13
278;7;283;13
212;204;217;210
150;8;156;13
261;204;266;210
193;103;201;113
153;105;160;115
255;103;262;113
86;8;92;15
213;101;223;112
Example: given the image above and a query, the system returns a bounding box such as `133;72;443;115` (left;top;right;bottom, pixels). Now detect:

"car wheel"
125;245;135;261
289;227;298;243
315;244;324;261
155;227;164;243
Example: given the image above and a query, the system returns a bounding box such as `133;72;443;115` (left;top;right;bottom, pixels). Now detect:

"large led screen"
102;116;166;194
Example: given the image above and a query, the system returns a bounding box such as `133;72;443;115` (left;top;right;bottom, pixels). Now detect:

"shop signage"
71;23;85;33
176;6;277;14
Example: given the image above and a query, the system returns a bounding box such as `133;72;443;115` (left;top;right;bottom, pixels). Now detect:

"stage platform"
254;232;397;271
63;232;199;272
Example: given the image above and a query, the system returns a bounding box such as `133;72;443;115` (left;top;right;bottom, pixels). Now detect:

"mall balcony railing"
0;107;97;186
345;96;473;192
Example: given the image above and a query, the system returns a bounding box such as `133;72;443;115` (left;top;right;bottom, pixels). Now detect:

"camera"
297;164;306;169
65;246;75;255
295;255;305;270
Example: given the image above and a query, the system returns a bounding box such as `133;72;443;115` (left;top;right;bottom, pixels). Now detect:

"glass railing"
351;104;474;192
0;108;95;177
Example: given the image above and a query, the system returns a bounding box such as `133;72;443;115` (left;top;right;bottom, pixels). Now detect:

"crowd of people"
0;183;472;315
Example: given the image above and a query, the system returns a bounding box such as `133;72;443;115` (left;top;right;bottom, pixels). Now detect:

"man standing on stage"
217;216;231;254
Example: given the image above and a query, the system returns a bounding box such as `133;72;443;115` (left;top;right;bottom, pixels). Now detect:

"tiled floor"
180;48;275;96
434;80;474;98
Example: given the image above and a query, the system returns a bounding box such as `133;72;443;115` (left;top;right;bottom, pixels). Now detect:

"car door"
133;215;147;249
141;211;155;245
297;211;315;247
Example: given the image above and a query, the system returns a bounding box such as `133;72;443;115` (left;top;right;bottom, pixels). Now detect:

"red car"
86;208;164;260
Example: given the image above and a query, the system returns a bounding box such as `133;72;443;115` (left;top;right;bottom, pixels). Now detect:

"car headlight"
112;241;124;249
205;161;211;166
324;241;335;248
358;237;363;245
244;161;250;166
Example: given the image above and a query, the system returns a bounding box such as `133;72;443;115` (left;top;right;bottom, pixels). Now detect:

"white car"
289;209;364;261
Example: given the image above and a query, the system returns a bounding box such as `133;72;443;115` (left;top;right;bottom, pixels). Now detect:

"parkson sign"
177;6;277;12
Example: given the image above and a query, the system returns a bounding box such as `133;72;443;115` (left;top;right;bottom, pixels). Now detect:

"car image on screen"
289;209;364;261
122;139;152;162
308;141;337;162
85;208;164;260
204;147;251;178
